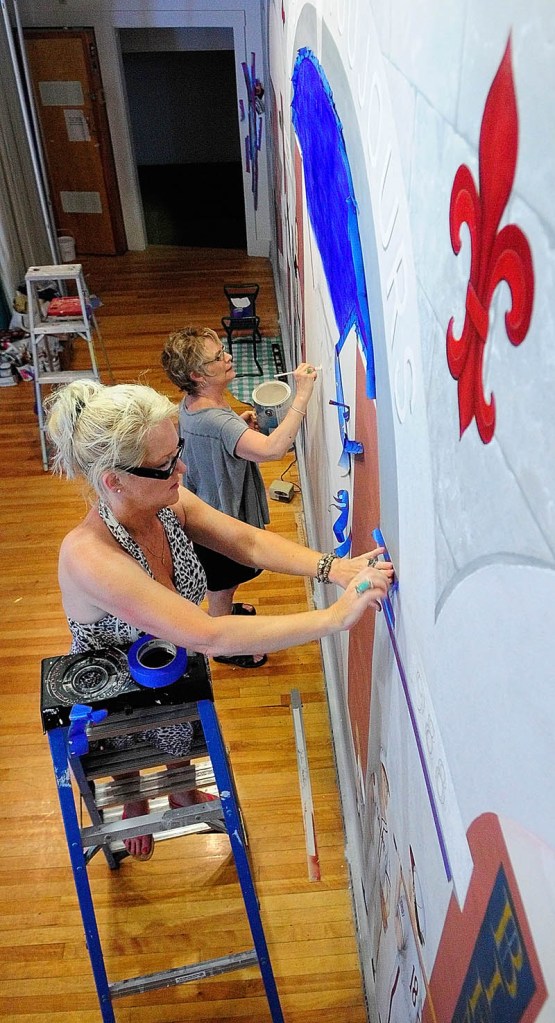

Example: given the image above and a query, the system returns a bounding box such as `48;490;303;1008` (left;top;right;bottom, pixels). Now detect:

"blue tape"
332;329;364;469
128;636;188;689
68;704;108;757
372;527;398;603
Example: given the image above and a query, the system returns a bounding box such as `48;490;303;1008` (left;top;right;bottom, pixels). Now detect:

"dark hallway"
138;161;246;248
123;42;246;249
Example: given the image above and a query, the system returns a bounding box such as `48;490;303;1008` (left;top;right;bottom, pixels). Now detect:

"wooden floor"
0;247;367;1023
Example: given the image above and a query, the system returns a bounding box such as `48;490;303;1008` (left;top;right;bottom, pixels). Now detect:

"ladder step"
80;801;223;846
36;369;98;385
84;746;177;777
83;737;208;779
25;262;83;280
93;762;215;808
83;701;202;740
32;319;90;335
110;949;259;998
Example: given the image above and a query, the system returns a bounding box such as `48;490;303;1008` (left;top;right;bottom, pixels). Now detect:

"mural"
290;48;381;787
268;1;555;1020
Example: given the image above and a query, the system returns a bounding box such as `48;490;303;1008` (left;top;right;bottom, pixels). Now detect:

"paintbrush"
274;365;322;378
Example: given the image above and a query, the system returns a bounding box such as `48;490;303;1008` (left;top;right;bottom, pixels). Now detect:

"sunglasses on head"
121;437;184;480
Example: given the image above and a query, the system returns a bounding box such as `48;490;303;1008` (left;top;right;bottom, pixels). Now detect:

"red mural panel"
347;347;381;777
424;814;547;1023
294;141;306;354
270;85;284;257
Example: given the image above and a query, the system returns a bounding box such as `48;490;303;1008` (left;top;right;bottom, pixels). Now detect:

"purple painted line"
252;159;259;210
380;595;452;881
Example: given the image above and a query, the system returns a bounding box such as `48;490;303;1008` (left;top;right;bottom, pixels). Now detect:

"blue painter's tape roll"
128;636;188;689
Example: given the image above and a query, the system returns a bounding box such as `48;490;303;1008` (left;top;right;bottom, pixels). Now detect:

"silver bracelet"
290;405;306;417
316;552;338;583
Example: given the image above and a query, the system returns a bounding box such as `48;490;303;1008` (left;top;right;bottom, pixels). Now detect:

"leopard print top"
67;501;207;652
66;502;208;759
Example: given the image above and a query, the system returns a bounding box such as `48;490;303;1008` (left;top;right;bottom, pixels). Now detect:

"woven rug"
224;336;286;404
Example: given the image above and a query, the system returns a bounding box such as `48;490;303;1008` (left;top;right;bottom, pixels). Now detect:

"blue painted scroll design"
331;488;352;557
242;53;263;211
291;48;376;472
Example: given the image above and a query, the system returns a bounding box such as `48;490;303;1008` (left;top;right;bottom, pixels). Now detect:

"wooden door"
24;28;126;255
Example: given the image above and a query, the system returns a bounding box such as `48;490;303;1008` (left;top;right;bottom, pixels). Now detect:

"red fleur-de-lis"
446;37;534;444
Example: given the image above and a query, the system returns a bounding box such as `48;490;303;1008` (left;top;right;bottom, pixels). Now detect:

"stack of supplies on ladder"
48;297;85;318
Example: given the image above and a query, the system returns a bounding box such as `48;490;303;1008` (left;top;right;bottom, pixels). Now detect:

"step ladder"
25;263;103;471
40;648;284;1023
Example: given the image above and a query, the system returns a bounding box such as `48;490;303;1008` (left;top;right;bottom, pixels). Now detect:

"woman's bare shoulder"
59;507;118;567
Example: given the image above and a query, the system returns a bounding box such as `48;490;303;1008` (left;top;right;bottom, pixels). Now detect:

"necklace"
133;526;167;566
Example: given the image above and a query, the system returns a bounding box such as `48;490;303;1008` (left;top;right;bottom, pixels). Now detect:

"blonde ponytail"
45;380;178;493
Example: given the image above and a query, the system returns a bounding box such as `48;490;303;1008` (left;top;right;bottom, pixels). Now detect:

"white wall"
268;1;555;1019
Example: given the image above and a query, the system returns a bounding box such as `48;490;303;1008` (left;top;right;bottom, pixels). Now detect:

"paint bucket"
58;232;76;262
252;380;292;435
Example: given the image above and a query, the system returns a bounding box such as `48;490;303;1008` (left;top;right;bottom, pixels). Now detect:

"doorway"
121;40;246;249
23;28;126;256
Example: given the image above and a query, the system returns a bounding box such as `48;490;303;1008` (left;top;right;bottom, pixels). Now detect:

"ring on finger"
367;556;379;568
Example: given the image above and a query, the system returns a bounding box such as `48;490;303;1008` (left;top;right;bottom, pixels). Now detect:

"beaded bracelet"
290;405;306;417
316;551;338;584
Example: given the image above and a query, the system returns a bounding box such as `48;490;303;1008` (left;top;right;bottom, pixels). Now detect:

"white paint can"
252;380;292;434
58;233;76;262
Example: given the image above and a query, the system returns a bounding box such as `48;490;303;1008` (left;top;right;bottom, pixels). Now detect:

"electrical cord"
280;453;301;493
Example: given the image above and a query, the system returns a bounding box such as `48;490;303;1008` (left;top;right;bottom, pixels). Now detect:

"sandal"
213;654;268;669
231;603;257;616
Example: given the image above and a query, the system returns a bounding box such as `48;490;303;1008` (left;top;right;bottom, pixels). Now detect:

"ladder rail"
70;751;120;870
48;727;116;1023
198;699;285;1023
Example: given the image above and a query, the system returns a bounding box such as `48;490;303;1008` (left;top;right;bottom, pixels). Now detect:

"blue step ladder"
41;649;285;1023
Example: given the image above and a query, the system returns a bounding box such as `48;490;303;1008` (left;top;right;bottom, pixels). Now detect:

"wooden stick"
290;689;321;882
